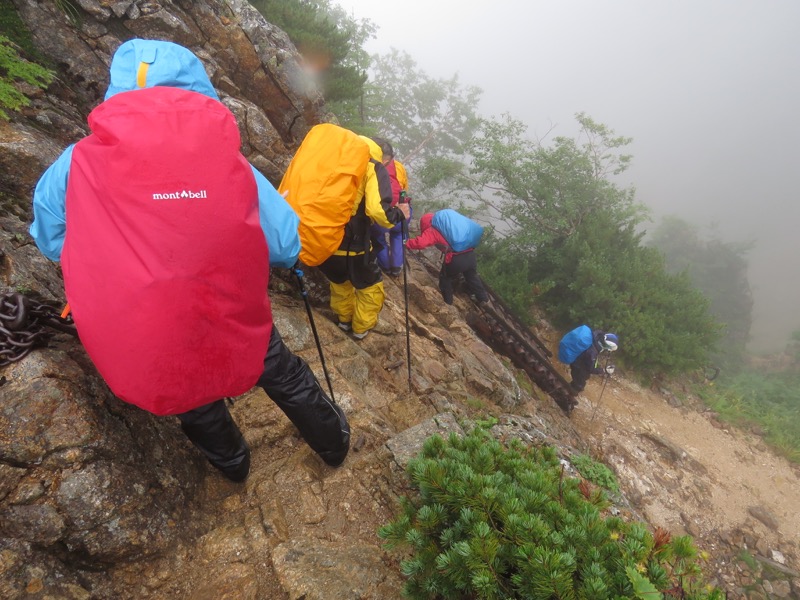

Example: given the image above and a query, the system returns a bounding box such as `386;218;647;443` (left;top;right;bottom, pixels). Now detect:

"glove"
604;365;615;376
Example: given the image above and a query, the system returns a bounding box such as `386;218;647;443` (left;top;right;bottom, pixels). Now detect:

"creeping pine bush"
570;454;620;494
379;426;723;599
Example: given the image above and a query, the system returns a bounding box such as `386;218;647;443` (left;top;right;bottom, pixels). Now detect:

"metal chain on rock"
0;293;77;367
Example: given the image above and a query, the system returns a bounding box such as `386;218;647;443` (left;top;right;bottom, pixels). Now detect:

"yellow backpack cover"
279;124;370;266
395;160;409;191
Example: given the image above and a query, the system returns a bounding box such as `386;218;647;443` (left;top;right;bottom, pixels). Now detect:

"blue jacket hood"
104;39;219;101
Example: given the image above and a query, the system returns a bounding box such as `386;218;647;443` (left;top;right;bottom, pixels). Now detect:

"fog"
333;0;800;354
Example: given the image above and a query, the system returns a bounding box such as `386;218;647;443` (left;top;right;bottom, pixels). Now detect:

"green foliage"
477;236;536;324
474;415;499;430
379;426;721;599
529;211;721;375
0;3;38;57
648;216;753;371
699;369;800;463
0;35;53;119
626;566;662;599
360;49;483;199
468;113;643;250
0;3;54;120
471;115;721;376
570;454;619;494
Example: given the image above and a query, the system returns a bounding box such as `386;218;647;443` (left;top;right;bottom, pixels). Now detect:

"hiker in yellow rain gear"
316;136;410;339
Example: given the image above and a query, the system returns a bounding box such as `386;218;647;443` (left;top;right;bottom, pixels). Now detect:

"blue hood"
104;39;219;101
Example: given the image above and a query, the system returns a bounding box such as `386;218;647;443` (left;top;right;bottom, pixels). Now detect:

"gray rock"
0;504;65;545
0;123;66;219
755;555;800;578
768;579;792;598
386;412;464;469
749;505;780;531
772;549;787;564
272;538;403;600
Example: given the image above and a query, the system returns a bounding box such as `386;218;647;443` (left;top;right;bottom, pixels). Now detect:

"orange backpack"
278;124;370;266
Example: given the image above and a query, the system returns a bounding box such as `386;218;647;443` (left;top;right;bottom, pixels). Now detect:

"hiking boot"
317;405;350;467
389;267;402;277
318;439;350;467
352;330;370;340
217;444;251;482
337;321;352;332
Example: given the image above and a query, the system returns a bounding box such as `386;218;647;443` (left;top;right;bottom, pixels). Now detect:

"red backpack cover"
61;87;272;415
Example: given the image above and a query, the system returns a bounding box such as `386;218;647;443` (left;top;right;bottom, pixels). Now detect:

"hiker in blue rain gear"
558;326;618;394
406;210;488;305
29;39;350;483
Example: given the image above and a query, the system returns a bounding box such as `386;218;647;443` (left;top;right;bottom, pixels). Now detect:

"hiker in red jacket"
406;212;489;305
29;39;349;482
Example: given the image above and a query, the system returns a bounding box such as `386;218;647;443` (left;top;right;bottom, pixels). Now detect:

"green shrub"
0;35;53;119
570;453;620;494
379;425;723;599
699;371;800;464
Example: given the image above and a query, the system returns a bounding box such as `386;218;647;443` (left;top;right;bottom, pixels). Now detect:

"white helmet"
602;333;619;352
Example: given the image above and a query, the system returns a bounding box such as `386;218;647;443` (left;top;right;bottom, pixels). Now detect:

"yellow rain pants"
329;279;385;334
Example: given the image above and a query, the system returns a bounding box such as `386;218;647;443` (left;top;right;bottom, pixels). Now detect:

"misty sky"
333;0;800;353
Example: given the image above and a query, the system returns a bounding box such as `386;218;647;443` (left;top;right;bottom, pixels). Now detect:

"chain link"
0;293;77;367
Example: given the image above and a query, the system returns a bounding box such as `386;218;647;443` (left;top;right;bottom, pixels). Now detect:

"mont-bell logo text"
152;189;208;200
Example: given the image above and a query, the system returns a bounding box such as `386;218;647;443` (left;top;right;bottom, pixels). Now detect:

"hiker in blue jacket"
29;39;350;483
407;211;488;305
558;326;618;393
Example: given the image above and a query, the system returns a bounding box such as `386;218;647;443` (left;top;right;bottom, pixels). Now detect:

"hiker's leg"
350;257;384;335
352;282;385;334
570;361;590;393
329;281;355;326
457;252;488;302
318;256;355;326
439;266;455;305
177;399;250;481
256;326;350;466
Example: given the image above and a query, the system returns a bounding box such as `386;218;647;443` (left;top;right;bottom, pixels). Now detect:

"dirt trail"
564;370;800;573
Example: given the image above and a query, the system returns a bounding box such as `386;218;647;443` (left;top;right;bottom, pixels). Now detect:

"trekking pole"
293;265;336;403
400;197;412;392
590;353;611;422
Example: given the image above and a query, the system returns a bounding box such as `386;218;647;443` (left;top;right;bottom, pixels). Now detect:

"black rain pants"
439;250;488;305
177;326;350;475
